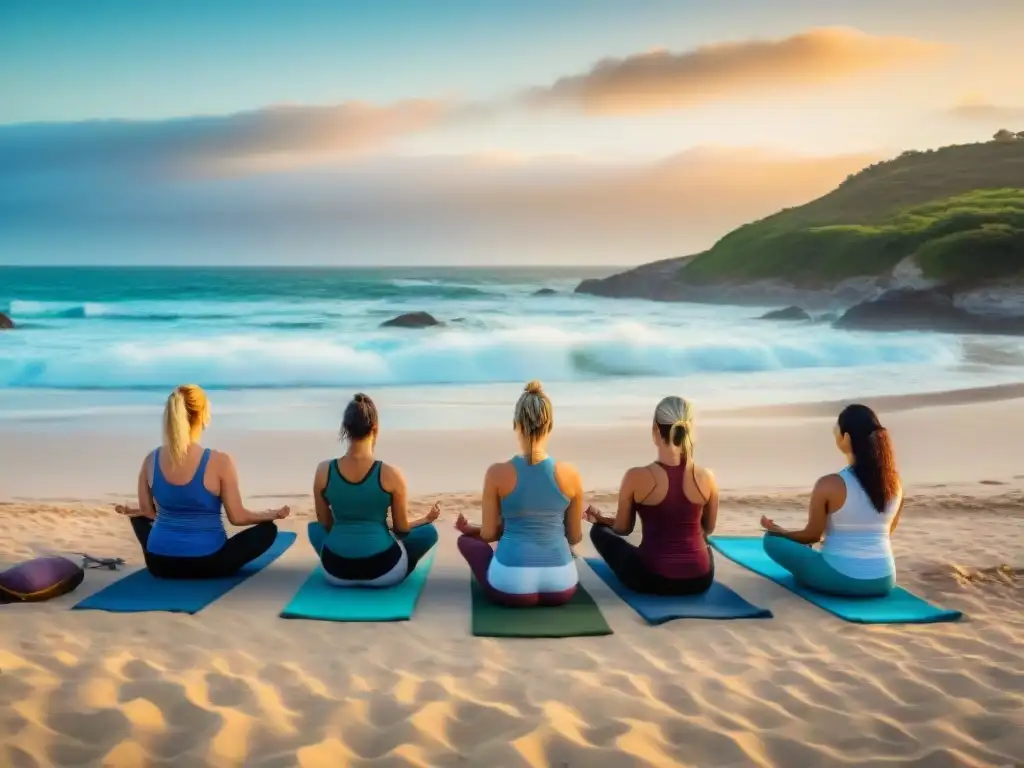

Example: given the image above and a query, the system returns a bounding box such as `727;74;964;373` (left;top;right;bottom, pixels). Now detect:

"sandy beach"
1;388;1022;767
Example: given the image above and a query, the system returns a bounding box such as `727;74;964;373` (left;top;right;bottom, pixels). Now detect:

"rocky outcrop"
0;312;13;330
533;288;558;296
380;311;443;329
759;306;810;321
835;289;1024;335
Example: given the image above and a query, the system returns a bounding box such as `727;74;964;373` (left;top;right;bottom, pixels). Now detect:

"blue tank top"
146;448;227;557
494;456;572;568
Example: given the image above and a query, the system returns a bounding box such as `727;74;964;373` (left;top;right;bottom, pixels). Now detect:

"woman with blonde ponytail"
455;380;585;606
759;404;903;597
586;396;719;595
116;384;290;579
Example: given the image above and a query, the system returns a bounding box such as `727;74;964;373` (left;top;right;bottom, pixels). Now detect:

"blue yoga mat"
280;549;436;622
72;532;296;614
585;558;772;624
709;536;962;624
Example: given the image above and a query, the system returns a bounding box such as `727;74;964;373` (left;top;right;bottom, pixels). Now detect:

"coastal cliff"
577;136;1024;326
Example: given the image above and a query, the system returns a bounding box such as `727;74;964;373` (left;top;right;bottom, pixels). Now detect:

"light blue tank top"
146;449;227;557
494;456;572;568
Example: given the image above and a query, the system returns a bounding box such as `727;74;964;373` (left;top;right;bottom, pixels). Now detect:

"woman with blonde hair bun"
586;395;719;595
455;380;585;606
116;384;289;579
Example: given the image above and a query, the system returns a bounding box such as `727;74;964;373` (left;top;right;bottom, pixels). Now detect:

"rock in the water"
533;288;558;296
380;311;443;329
835;289;1024;335
0;312;13;330
759;306;810;321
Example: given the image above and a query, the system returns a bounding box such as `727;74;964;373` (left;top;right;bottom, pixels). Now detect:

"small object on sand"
0;556;85;603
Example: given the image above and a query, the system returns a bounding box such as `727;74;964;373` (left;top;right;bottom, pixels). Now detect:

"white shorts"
322;541;409;588
487;558;578;595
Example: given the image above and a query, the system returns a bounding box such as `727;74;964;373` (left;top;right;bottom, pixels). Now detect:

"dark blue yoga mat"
584;558;772;624
72;532;296;614
709;536;962;624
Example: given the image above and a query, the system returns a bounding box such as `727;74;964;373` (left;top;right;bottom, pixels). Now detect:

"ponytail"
163;389;192;464
838;405;900;512
654;396;694;458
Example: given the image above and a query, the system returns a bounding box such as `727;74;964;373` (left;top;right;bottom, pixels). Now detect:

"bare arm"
381;464;440;533
134;453;157;520
218;452;287;526
611;468;639;535
312;461;332;532
698;468;719;536
478;463;504;543
761;475;833;545
557;462;584;546
890;493;904;534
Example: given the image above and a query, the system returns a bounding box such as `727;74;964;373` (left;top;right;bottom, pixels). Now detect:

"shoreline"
4;382;1024;501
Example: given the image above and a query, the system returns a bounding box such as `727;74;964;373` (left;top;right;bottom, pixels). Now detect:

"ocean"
3;266;1024;432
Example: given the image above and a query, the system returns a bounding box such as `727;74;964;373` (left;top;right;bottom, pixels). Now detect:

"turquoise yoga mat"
709;536;962;624
72;532;296;614
280;549;436;622
584;558;772;624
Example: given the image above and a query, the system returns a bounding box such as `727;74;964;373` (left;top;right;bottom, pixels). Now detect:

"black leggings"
590;524;714;596
130;517;278;580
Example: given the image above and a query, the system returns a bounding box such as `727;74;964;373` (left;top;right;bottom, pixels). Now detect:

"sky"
1;0;1022;266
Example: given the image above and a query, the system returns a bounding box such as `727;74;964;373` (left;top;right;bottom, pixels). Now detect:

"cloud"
945;96;1024;123
522;27;947;114
0;99;454;178
0;145;881;265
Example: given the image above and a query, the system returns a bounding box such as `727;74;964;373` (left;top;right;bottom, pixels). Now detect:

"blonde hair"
654;396;694;457
514;380;553;465
163;384;210;464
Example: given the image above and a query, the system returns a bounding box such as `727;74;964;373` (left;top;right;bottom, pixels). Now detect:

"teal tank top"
494;456;572;568
322;460;396;558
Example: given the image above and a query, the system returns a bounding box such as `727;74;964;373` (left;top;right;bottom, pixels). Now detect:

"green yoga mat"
470;580;613;637
280;550;436;622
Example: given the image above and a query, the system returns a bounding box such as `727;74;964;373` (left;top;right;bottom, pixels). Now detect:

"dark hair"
837;404;900;512
341;393;378;442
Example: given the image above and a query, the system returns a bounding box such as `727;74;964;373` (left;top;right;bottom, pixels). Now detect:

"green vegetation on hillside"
681;137;1024;286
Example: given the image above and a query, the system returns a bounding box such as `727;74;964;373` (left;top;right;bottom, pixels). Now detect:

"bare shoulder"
208;449;234;469
693;464;717;494
813;472;845;495
380;462;406;487
553;460;583;492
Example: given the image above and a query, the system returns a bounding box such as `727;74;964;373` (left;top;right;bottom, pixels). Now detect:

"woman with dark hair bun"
309;393;440;587
760;404;904;597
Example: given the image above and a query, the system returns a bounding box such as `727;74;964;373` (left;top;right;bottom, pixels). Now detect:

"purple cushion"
0;556;85;602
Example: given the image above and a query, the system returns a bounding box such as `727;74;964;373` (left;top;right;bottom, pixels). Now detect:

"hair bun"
353;393;366;404
524;379;544;395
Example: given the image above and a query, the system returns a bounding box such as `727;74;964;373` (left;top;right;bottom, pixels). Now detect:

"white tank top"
819;467;899;580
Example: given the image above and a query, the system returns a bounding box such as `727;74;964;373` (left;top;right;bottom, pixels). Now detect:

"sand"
1;389;1023;767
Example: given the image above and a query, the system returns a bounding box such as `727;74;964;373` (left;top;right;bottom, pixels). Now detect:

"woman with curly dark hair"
760;404;904;597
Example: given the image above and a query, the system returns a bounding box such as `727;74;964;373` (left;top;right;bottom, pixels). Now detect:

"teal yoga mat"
709;536;962;624
73;532;296;614
585;558;772;624
280;549;436;622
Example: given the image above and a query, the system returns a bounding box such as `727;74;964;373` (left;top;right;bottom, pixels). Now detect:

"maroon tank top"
634;461;711;579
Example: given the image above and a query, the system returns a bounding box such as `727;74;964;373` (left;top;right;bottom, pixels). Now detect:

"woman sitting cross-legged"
117;384;289;579
586;395;718;595
760;404;904;598
455;380;584;606
309;393;439;587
